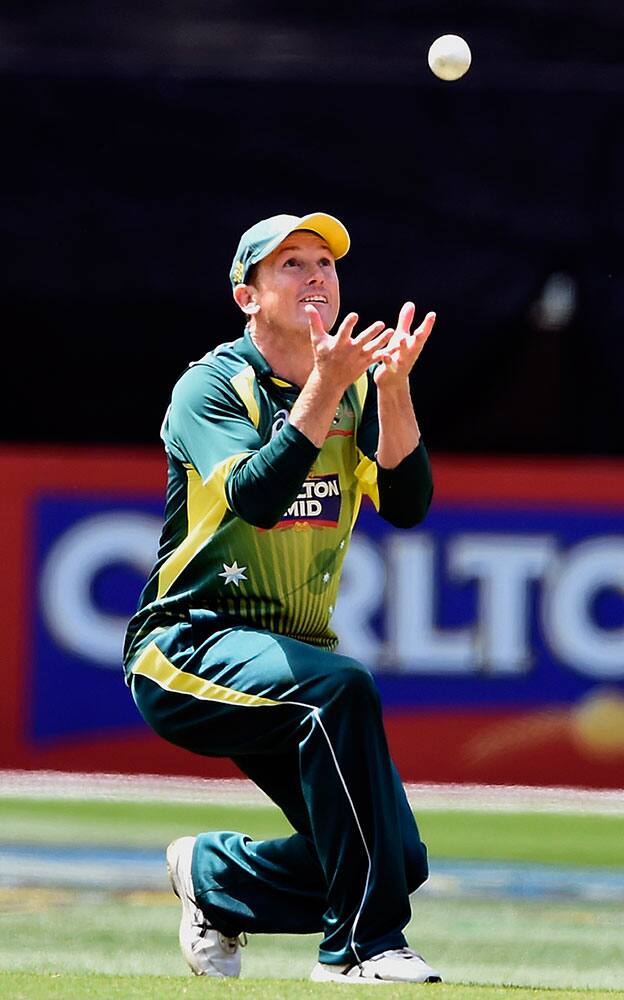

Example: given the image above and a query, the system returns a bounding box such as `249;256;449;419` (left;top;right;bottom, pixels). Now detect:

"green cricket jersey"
123;328;432;676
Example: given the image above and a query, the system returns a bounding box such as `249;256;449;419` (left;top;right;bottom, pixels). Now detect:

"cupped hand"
305;304;393;391
372;302;436;387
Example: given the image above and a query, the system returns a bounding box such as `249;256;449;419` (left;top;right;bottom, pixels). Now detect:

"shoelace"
218;931;248;949
338;947;435;980
195;923;247;953
190;897;248;953
189;892;247;952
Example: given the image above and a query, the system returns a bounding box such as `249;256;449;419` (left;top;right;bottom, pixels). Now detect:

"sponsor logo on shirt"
327;400;355;438
270;408;290;439
275;474;341;529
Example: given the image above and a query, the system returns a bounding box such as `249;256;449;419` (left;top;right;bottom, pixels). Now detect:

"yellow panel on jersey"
230;365;261;428
354;372;369;413
132;641;278;706
156;452;249;599
354;452;380;511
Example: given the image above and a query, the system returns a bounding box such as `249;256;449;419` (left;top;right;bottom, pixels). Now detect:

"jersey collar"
239;326;298;392
238;325;273;378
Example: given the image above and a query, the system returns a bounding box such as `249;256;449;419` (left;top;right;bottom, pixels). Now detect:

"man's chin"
299;303;337;330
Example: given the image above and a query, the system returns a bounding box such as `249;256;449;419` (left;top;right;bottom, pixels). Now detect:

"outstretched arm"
353;301;436;527
373;301;435;469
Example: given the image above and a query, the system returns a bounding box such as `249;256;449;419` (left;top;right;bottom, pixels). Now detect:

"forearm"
228;367;357;528
227;422;320;528
289;368;344;448
376;380;420;469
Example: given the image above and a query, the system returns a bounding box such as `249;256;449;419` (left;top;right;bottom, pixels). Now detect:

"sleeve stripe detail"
132;642;278;707
230;365;261;428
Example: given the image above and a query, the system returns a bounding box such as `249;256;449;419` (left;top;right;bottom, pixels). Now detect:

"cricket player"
123;211;441;983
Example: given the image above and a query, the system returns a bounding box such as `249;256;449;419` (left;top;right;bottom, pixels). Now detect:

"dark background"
3;1;623;454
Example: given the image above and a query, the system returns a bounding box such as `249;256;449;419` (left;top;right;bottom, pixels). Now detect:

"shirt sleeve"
356;369;434;528
163;363;320;529
376;445;433;527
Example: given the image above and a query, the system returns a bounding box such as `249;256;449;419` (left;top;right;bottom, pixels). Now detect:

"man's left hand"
373;302;436;387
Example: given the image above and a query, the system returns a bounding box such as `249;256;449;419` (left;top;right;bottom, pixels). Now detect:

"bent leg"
192;828;326;936
193;749;328;936
193;754;428;940
131;623;425;964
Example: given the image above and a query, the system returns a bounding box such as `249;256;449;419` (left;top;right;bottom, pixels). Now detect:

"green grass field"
1;796;624;999
5;977;624;1000
5;797;624;866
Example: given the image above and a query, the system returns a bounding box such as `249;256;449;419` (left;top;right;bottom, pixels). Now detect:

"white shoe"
166;836;243;978
311;947;442;984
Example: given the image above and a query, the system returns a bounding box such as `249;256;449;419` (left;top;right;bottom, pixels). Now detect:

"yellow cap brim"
290;212;350;260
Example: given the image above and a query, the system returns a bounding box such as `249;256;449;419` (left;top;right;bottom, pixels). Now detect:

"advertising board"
2;447;622;785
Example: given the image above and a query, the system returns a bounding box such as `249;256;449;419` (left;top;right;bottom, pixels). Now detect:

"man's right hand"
288;307;391;449
304;305;392;393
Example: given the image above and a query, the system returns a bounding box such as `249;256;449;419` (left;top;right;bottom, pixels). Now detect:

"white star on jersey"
219;561;248;586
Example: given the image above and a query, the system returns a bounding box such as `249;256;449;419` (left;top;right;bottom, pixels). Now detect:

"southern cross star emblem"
219;561;248;587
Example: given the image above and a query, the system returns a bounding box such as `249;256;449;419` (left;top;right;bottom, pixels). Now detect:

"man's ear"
233;283;260;316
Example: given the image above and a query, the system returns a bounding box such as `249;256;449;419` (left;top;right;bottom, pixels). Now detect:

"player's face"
251;232;340;336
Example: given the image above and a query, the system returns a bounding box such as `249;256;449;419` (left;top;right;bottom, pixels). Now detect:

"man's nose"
305;263;324;282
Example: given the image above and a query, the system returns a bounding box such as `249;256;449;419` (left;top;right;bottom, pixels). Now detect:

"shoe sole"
166;839;190;907
166;839;241;979
166;839;210;977
313;973;442;984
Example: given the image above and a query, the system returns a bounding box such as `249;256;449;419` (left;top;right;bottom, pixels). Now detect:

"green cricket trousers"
129;615;429;966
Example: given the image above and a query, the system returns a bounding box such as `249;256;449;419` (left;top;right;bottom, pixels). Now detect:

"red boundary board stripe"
2;444;624;502
431;453;624;507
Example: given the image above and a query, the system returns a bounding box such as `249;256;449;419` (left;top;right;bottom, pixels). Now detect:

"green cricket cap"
229;212;350;287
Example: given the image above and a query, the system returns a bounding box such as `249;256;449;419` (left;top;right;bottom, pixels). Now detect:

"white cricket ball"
428;34;472;81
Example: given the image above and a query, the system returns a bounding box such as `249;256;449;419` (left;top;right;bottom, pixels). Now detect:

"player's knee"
405;838;429;894
330;658;380;706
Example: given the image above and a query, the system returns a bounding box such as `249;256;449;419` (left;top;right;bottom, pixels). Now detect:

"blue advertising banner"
3;447;623;785
333;502;624;709
32;496;163;742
